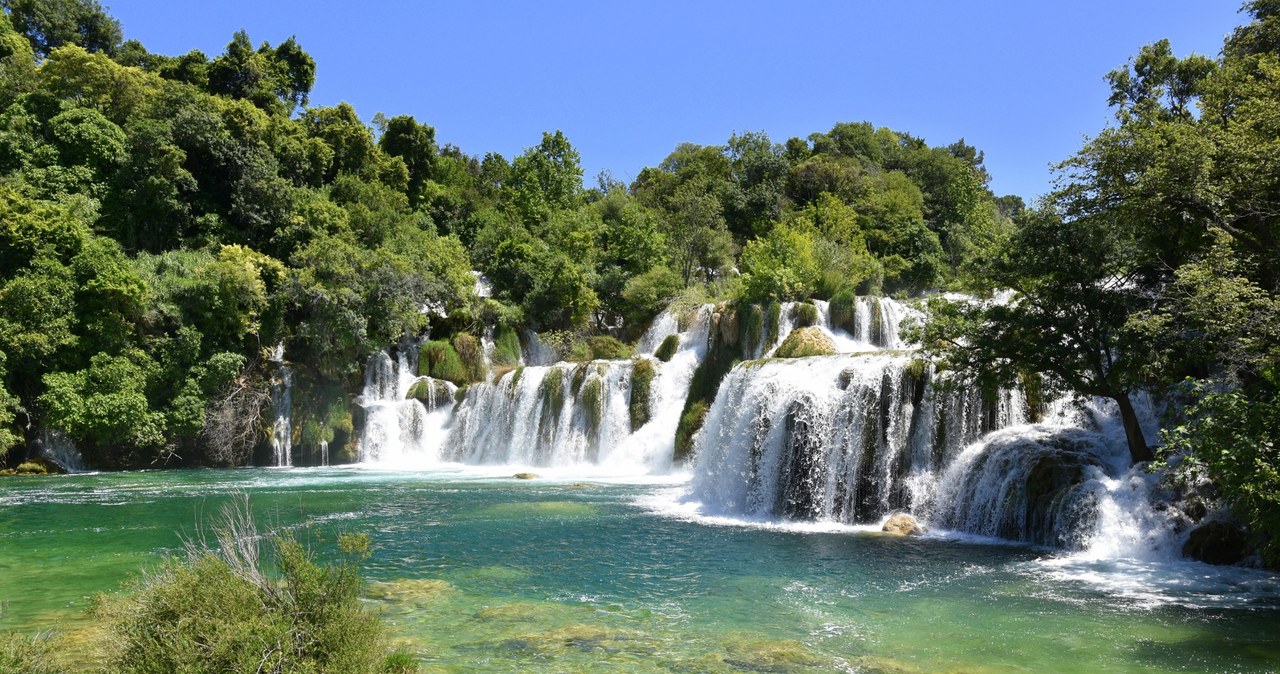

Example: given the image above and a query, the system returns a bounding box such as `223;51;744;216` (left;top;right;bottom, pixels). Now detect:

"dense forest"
0;1;1275;561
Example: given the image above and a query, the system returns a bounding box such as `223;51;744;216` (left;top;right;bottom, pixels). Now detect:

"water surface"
2;467;1277;673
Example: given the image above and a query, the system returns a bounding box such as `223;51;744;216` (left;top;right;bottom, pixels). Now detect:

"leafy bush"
96;498;417;673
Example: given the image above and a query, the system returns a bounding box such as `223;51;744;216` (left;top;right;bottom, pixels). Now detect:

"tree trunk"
1114;393;1153;464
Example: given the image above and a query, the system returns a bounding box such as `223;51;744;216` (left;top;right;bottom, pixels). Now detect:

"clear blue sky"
105;1;1244;202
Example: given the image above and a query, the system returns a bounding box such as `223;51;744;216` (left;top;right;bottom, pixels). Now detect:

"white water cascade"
445;306;713;472
682;300;1181;553
356;306;714;473
356;345;457;466
40;429;88;473
687;354;1026;524
756;297;921;358
269;343;292;467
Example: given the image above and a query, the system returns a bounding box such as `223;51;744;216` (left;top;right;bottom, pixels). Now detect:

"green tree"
1;0;121;59
377;113;436;208
506;130;582;225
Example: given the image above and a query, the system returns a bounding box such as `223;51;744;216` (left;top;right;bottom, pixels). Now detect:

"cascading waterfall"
681;300;1178;554
686;355;1026;523
348;292;1188;560
758;297;920;357
269;343;292;467
356;306;714;473
357;344;457;466
444;306;713;472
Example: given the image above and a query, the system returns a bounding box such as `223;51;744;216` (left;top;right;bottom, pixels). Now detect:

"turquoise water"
2;467;1278;673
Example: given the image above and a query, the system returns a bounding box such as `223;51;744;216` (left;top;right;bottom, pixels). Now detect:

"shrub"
96;498;417;673
586;336;632;360
0;632;58;674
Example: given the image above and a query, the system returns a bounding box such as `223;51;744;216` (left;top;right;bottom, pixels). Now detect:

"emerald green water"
2;468;1278;673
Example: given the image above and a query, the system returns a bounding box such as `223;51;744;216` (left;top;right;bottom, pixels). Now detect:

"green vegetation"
0;632;58;674
629;358;656;431
490;323;521;366
654;334;680;362
418;340;467;386
918;3;1280;564
792;302;819;328
0;497;416;673
675;400;709;463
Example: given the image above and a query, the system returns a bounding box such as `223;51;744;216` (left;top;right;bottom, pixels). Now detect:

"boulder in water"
512;472;537;480
774;327;837;358
406;378;452;404
1183;521;1252;565
881;512;923;536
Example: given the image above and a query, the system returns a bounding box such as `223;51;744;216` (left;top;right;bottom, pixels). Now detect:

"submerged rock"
773;327;836;358
1183;522;1252;565
882;512;923;536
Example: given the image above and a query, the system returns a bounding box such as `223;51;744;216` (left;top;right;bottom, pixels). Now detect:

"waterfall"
40;429;87;473
357;345;457;466
685;355;1025;523
269;343;292;467
758;298;921;357
354;306;714;473
680;341;1178;552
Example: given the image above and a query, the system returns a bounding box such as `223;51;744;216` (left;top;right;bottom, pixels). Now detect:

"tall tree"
2;0;121;59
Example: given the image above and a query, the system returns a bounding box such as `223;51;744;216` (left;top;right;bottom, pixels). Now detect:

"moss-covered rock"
792;302;819;327
538;369;566;434
419;340;466;384
765;301;782;348
774;327;837;358
741;303;766;356
452;333;487;383
881;512;923;536
491;324;522;366
629;358;655;431
654;334;680;362
675;400;709;463
829;289;858;334
718;308;739;347
580;376;603;435
513;472;537;480
406;378;453;406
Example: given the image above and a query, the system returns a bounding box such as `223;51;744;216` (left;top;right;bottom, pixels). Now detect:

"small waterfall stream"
269;343;293;467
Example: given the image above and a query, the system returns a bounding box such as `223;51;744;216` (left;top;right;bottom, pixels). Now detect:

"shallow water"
2;467;1278;673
